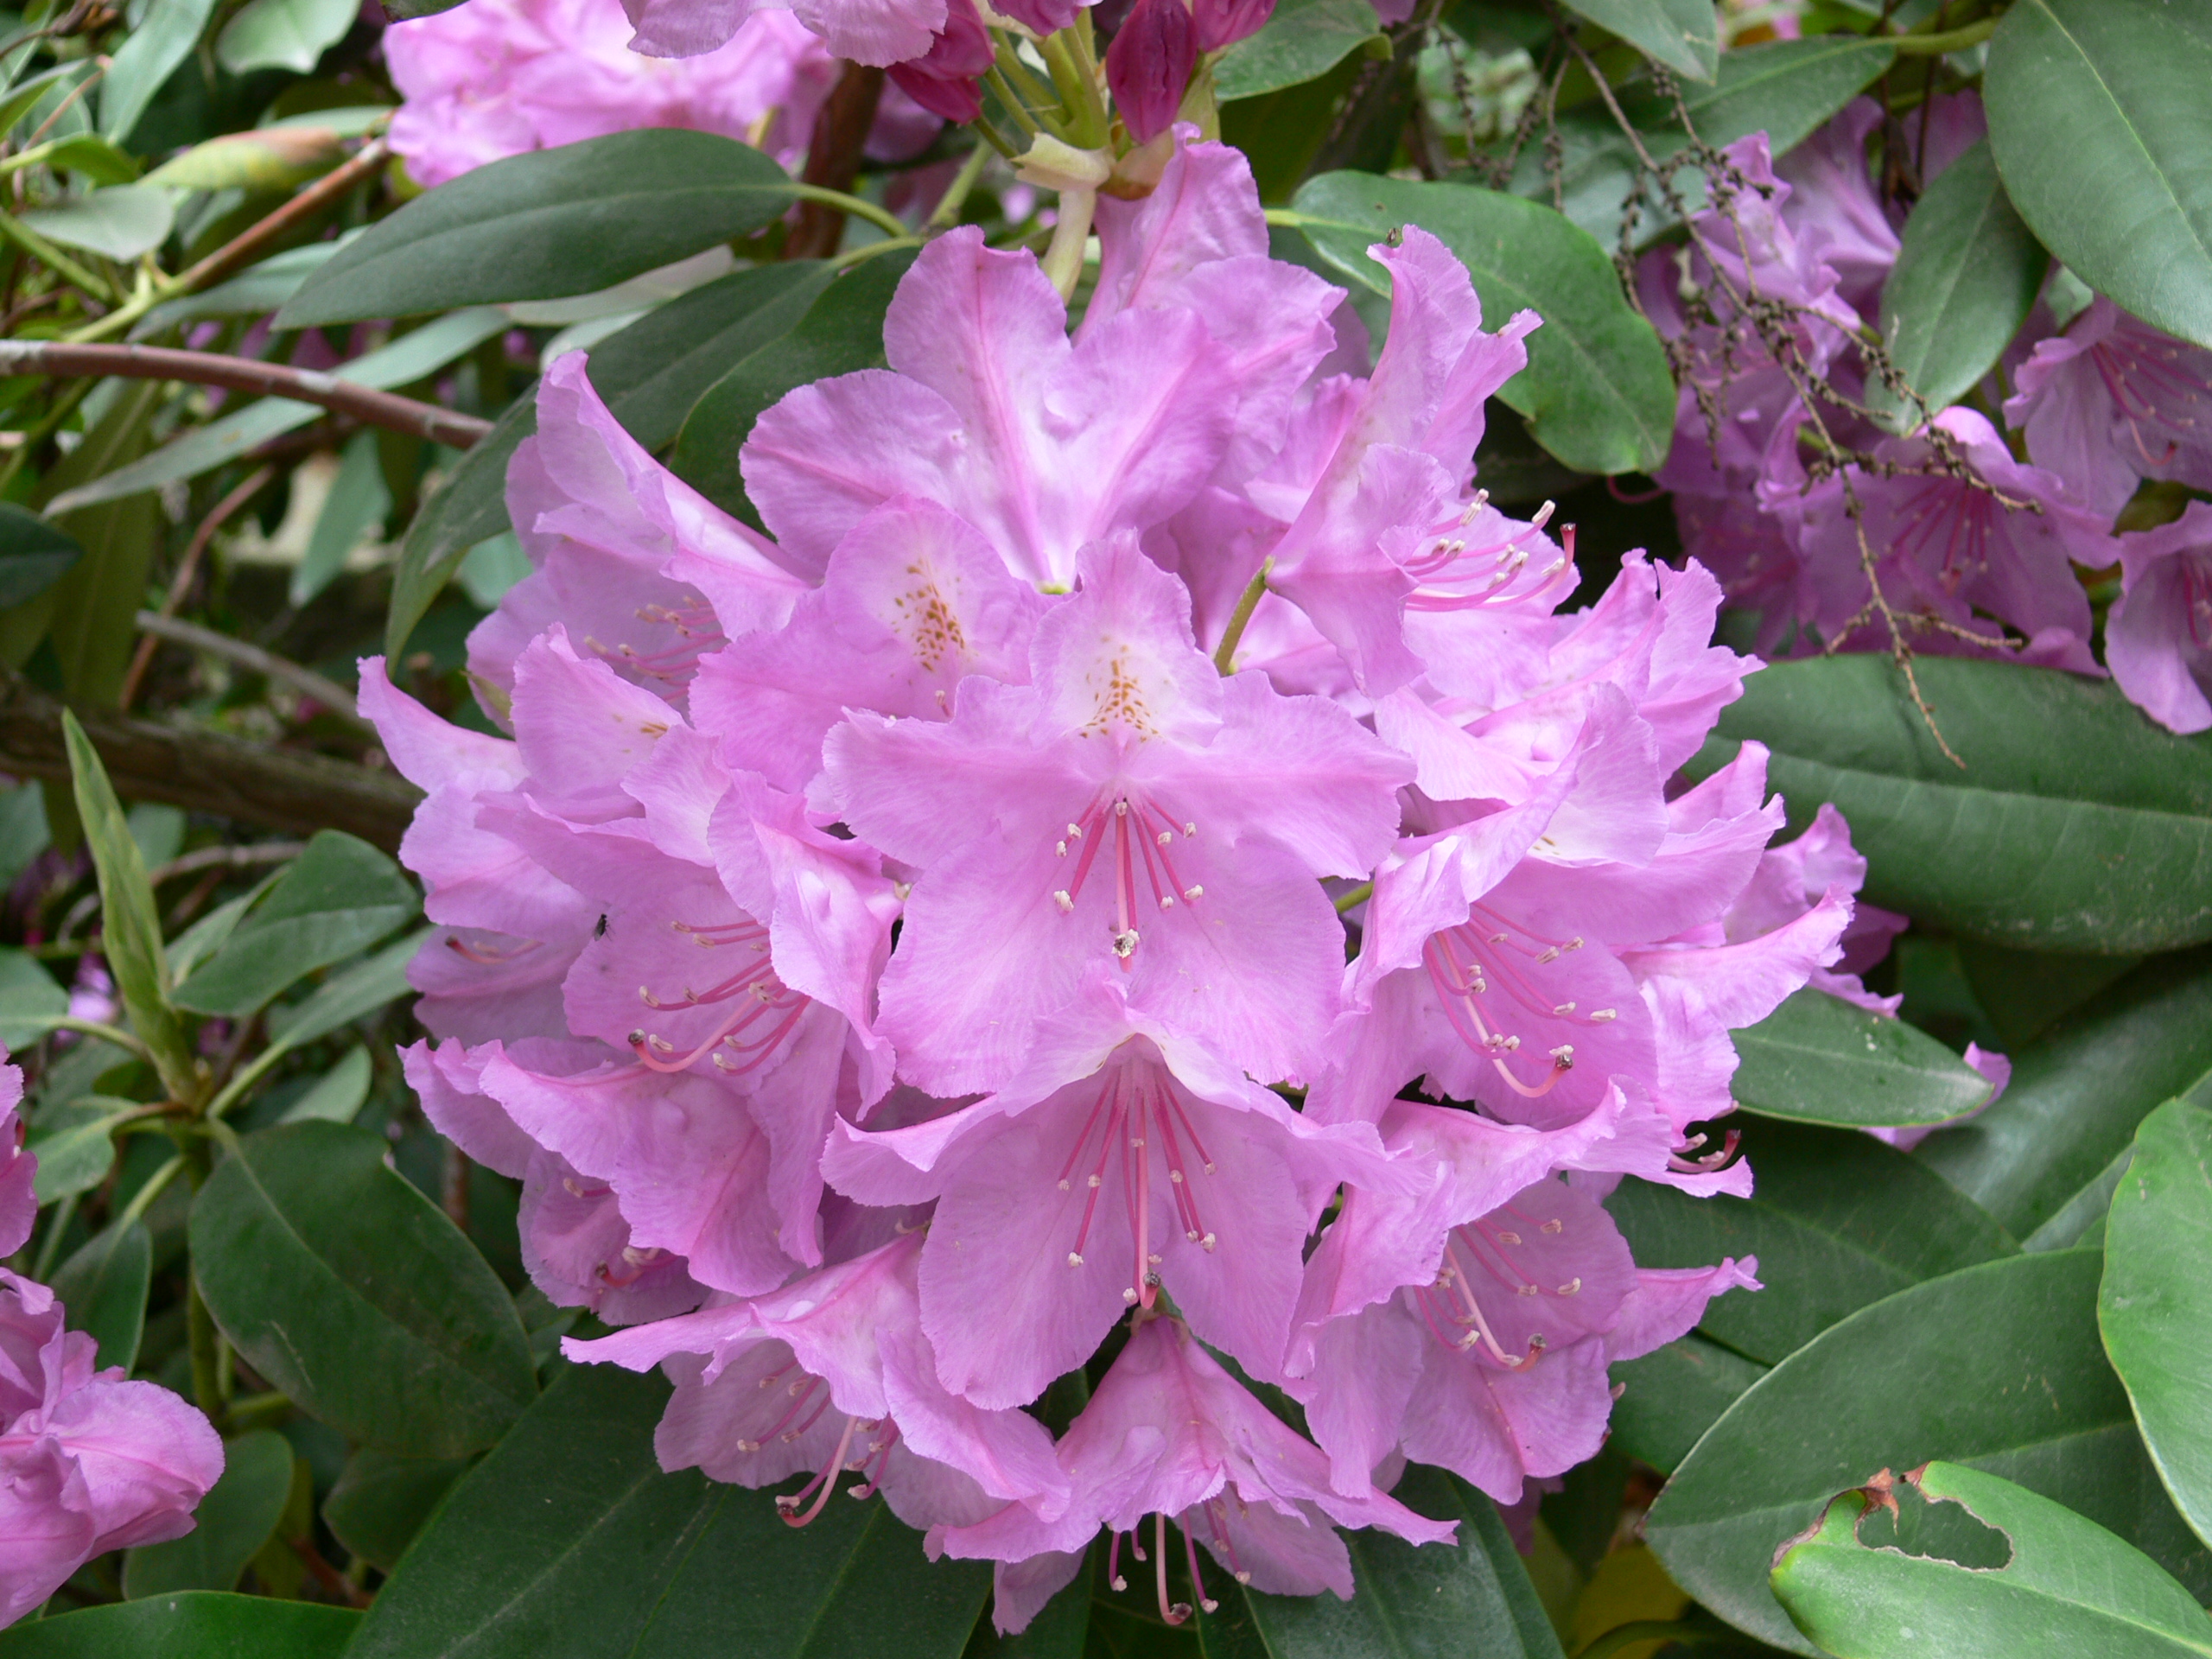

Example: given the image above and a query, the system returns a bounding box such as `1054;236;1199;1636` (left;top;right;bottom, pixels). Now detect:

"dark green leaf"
189;1121;537;1458
264;927;428;1048
378;0;468;15
347;1362;992;1659
1560;0;1718;80
322;1447;467;1574
0;948;67;1051
277;132;796;327
1772;1463;2212;1659
1731;988;2000;1129
385;400;532;662
0;503;82;607
123;1431;295;1598
293;429;393;607
1216;0;1387;103
1608;1119;2015;1366
672;248;918;519
1986;0;2212;353
1605;1332;1767;1474
49;1220;150;1372
1871;139;2047;432
0;1592;358;1658
2101;1098;2212;1549
27;1096;137;1204
1198;1465;1563;1658
1645;1250;2212;1654
1916;948;2212;1245
279;1045;373;1126
1955;939;2143;1050
1491;36;1897;246
98;0;216;142
174;831;417;1018
1689;655;2212;953
1288;175;1675;474
61;711;193;1098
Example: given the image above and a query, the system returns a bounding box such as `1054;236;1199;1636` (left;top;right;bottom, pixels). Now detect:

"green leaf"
174;831;417;1018
279;1044;373;1125
49;1220;150;1372
30;132;141;185
265;927;427;1048
1729;988;1999;1130
1606;1332;1768;1474
1956;938;2144;1050
1644;1249;2212;1655
123;1431;296;1598
1216;0;1387;103
347;1361;993;1659
1607;1118;2016;1367
278;131;796;327
48;308;509;515
0;948;66;1051
1560;0;1718;81
1198;1464;1564;1657
99;0;217;142
1985;0;2212;353
166;872;283;986
214;0;359;74
384;398;531;662
143;127;349;193
1688;655;2212;953
1870;140;2047;432
1492;35;1897;246
293;428;394;607
136;238;352;335
378;0;469;15
0;64;92;142
1917;949;2212;1246
1285;175;1675;474
0;502;82;607
2101;1098;2212;1550
1772;1463;2212;1659
0;1593;358;1658
672;248;919;520
322;1447;467;1574
189;1120;537;1457
19;185;175;261
61;712;193;1097
28;1097;138;1204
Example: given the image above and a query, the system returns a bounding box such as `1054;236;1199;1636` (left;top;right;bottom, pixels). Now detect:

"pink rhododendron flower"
2110;500;2212;734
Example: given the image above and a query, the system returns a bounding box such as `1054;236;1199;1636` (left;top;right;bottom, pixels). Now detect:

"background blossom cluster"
372;135;1934;1629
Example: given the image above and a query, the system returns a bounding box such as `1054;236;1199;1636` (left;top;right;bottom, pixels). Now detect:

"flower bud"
1191;0;1273;52
1105;0;1196;145
887;0;995;124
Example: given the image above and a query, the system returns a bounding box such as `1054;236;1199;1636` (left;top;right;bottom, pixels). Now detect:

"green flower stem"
1211;556;1274;674
181;1137;226;1425
1039;30;1109;149
0;209;113;302
1333;881;1374;915
1891;16;2000;54
785;183;911;241
827;234;922;270
29;1192;75;1283
928;143;994;231
112;1153;184;1232
985;68;1044;137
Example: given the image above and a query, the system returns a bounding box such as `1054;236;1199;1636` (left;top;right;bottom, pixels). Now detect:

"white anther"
1157;830;1173;846
1054;889;1074;912
1541;1217;1563;1234
1590;1008;1618;1022
1553;1001;1577;1014
1112;928;1141;958
1536;946;1560;964
1067;1252;1084;1267
1495;1231;1521;1245
1182;885;1203;900
1557;1278;1581;1295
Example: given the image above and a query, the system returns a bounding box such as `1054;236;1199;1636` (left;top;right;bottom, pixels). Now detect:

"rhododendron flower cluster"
1659;92;2212;734
371;136;1931;1630
0;1060;223;1624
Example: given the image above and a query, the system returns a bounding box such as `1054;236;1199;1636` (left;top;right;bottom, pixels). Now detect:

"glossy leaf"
347;1362;992;1659
62;712;193;1099
264;927;428;1048
385;399;532;661
1198;1464;1564;1658
189;1121;537;1458
1731;988;2000;1130
1870;140;2047;432
1492;35;1897;245
1918;949;2212;1246
1607;1118;2016;1366
28;1097;137;1204
1215;0;1386;103
0;1593;358;1658
1690;655;2212;952
123;1431;296;1598
2101;1098;2212;1549
1645;1249;2212;1654
48;308;510;515
278;131;796;327
1606;1332;1768;1475
322;1448;467;1575
1288;175;1675;474
98;0;217;142
673;248;918;519
1986;0;2212;353
174;831;417;1018
1561;0;1718;80
214;0;359;74
48;1220;150;1372
0;502;82;607
279;1045;373;1125
1772;1463;2212;1659
19;185;175;261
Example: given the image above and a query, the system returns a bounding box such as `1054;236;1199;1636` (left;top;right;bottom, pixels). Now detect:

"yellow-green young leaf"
1772;1464;2212;1658
2101;1099;2212;1549
60;714;194;1101
143;126;347;192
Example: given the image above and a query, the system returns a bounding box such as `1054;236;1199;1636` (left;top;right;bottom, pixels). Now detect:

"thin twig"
118;465;276;712
131;611;369;730
0;340;491;446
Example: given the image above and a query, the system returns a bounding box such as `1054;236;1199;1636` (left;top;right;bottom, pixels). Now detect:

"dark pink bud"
1192;0;1274;52
1106;0;1196;144
994;0;1082;35
887;0;995;125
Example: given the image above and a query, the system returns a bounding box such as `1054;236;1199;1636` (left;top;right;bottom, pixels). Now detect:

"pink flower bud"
887;0;996;124
1192;0;1273;52
1106;0;1196;144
